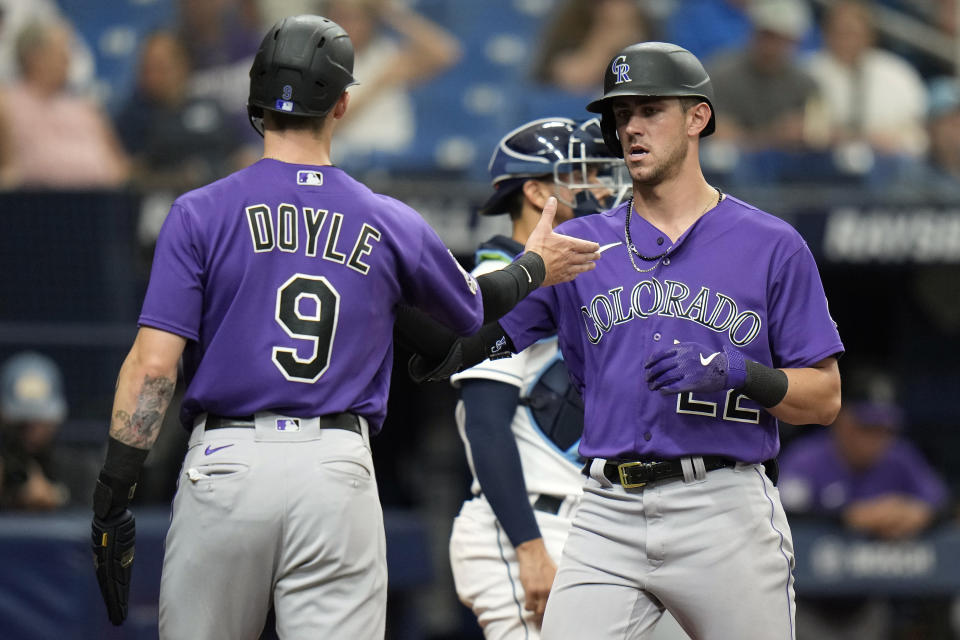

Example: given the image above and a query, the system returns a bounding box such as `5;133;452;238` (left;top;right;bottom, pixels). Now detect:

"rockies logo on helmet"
587;42;717;157
612;56;631;84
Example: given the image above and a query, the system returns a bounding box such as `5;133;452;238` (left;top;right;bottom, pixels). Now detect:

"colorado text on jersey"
579;277;762;347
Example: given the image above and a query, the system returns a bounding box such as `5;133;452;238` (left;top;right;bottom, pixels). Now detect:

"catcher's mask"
479;116;629;217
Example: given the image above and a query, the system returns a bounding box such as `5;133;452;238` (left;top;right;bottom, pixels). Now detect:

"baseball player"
449;117;625;639
87;15;601;640
402;42;843;640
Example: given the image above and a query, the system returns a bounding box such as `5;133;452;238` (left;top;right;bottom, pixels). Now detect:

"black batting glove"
408;341;464;383
91;472;137;625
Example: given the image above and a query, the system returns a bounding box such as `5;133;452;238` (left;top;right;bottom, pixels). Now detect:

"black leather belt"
532;494;565;515
204;412;362;435
586;456;737;489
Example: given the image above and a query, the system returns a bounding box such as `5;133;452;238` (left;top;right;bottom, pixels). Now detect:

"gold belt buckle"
617;461;648;489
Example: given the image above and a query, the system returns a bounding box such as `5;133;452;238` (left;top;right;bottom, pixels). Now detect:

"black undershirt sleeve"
476;252;545;323
395;250;539;382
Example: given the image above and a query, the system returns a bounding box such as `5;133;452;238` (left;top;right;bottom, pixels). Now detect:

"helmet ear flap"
599;110;623;158
247;104;265;137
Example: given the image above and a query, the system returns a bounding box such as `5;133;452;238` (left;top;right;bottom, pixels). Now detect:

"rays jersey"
451;236;584;500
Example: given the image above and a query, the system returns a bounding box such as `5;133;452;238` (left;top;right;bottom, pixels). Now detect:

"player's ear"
522;179;550;210
332;91;350;120
686;100;711;138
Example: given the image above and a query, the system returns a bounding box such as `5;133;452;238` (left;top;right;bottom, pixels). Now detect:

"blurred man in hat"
0;351;70;510
778;373;949;640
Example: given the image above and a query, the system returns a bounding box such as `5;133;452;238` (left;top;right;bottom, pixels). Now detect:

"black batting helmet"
247;15;357;136
586;42;716;157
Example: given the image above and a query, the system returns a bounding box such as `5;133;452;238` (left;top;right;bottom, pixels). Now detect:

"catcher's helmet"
247;15;357;136
480;117;627;216
586;42;716;157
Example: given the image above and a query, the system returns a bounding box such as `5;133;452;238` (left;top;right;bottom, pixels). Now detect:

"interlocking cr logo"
612;55;631;84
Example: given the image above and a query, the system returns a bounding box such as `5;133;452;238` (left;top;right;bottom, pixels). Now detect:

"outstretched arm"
397;197;598;382
395;309;513;383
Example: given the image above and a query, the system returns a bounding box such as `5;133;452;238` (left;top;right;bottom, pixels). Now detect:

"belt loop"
590;458;613;488
680;457;696;483
357;415;370;449
692;456;707;481
189;415;208;448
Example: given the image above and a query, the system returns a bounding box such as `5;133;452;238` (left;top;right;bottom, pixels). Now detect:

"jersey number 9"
272;274;340;383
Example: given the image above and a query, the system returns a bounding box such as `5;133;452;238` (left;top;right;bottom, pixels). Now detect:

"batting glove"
644;342;747;394
91;473;137;625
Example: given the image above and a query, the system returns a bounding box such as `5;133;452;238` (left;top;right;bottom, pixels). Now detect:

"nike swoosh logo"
204;444;234;456
598;241;622;254
699;352;720;366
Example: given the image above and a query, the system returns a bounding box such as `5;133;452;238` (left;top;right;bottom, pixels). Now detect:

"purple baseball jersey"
777;430;949;513
139;159;482;432
499;196;844;462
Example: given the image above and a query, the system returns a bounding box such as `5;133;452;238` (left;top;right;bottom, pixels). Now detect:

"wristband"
94;438;149;519
741;360;789;408
102;437;149;484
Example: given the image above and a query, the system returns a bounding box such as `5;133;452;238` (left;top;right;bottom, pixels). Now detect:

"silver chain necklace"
624;187;722;273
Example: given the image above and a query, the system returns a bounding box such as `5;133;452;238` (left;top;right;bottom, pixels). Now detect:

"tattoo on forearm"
112;375;175;448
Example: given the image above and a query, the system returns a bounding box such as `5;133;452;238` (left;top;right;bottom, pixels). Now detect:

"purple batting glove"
644;342;747;394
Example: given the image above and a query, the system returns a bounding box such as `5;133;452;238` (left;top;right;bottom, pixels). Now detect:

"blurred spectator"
0;352;69;511
662;0;820;64
873;0;957;78
116;31;249;194
778;379;950;640
0;0;96;92
0;18;129;189
179;0;263;144
805;0;928;158
530;0;650;95
707;0;821;151
322;0;462;161
894;76;960;200
115;31;254;249
177;0;262;71
780;399;948;536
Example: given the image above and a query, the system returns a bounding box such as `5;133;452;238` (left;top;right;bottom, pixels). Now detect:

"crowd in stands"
0;0;956;196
